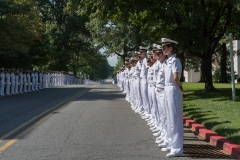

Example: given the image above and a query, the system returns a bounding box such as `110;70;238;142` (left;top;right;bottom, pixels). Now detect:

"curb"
183;116;240;159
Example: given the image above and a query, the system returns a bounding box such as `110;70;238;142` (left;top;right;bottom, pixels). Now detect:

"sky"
107;54;118;67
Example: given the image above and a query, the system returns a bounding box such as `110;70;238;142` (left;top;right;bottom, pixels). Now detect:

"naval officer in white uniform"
0;68;5;96
10;69;16;94
139;46;150;117
161;38;183;158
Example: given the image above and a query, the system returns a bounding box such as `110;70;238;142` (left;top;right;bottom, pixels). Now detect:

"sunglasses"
162;45;168;50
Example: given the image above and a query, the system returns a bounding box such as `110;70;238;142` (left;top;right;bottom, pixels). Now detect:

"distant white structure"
184;40;240;83
184;69;200;82
232;40;240;83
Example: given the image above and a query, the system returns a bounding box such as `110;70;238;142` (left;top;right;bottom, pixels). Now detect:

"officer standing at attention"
154;45;169;148
23;70;28;92
35;70;39;90
148;45;162;138
27;70;31;91
19;69;24;93
15;70;19;94
0;68;5;96
47;71;50;87
10;69;16;94
133;51;143;113
31;70;35;91
144;52;153;119
128;57;135;106
161;38;183;158
145;53;154;123
139;46;150;118
5;69;11;95
42;71;46;88
39;71;43;89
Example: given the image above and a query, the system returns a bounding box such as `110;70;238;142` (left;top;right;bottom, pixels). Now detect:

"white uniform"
6;72;10;95
164;54;183;155
54;73;57;86
10;72;15;94
42;73;46;88
0;71;5;96
140;58;149;114
27;73;31;91
47;73;51;88
151;61;161;129
35;72;38;90
133;61;142;112
128;67;134;105
125;68;130;101
155;61;168;143
19;72;23;93
147;64;155;123
39;72;43;89
15;73;19;94
31;72;35;91
23;72;27;92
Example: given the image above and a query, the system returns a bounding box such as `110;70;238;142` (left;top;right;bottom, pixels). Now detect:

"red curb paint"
183;116;240;159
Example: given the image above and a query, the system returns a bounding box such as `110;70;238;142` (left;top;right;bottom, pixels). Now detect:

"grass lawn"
183;82;240;144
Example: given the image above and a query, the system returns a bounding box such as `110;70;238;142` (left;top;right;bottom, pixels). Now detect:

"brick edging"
183;116;240;159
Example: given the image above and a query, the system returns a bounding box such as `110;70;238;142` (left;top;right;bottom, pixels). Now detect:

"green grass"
183;82;240;144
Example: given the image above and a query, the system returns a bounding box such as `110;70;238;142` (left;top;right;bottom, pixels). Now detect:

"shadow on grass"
214;128;240;144
184;88;240;102
183;103;240;145
183;105;218;125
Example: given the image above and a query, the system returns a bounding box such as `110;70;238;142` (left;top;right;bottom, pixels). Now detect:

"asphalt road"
0;84;236;160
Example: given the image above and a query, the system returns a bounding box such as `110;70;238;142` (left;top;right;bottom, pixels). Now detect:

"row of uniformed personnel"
0;69;83;96
116;38;183;158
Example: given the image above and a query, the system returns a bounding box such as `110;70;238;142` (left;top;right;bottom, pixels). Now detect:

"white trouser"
0;81;4;95
120;79;124;91
28;80;31;91
129;79;134;103
32;80;35;91
134;78;142;110
147;84;153;117
39;79;42;89
150;86;160;126
125;80;130;99
164;85;183;154
6;82;10;94
19;80;23;93
23;81;27;92
35;79;38;89
11;81;15;94
140;78;149;114
156;88;167;141
15;80;18;94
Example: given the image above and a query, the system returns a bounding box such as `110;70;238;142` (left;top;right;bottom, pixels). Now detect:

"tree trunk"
134;25;141;50
203;53;216;91
199;60;205;82
220;43;228;83
177;52;185;82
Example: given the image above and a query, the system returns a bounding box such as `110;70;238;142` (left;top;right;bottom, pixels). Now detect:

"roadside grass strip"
183;83;240;144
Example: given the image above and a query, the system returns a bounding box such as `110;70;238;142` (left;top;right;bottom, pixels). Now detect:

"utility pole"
229;33;236;101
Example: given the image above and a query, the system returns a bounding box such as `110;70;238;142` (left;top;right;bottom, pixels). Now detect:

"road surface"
0;84;236;160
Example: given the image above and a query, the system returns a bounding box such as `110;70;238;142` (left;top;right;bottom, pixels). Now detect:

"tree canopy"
0;0;111;80
81;0;240;90
1;0;240;85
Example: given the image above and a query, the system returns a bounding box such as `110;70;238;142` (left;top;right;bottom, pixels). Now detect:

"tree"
0;0;45;69
81;0;240;91
86;18;151;62
36;0;102;74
